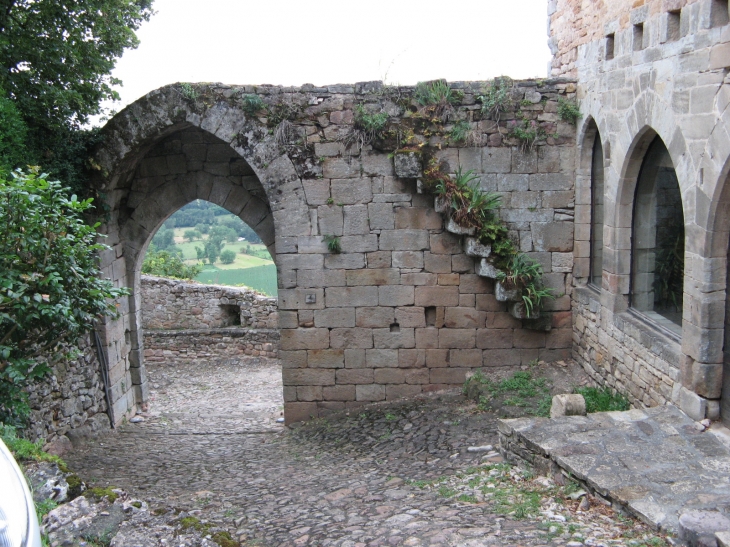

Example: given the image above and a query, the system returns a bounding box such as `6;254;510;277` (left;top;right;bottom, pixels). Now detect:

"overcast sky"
103;0;552;119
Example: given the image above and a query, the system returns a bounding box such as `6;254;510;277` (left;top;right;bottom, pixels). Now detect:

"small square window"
667;10;682;41
606;34;615;60
711;0;729;28
633;23;645;50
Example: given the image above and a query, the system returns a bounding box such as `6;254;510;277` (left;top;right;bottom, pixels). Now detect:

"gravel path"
64;358;670;547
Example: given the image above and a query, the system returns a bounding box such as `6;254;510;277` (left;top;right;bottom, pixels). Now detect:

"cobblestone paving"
65;358;670;547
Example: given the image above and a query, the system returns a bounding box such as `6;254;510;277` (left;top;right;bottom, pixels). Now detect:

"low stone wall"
143;328;278;366
25;334;111;444
141;275;278;330
572;287;682;409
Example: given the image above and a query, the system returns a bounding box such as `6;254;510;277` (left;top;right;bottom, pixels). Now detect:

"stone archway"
92;86;311;424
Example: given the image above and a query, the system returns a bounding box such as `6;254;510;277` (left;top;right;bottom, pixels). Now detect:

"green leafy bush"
574;387;630;413
478;77;514;122
0;169;128;426
219;250;236;264
142;250;202;280
241;94;265;115
557;98;581;125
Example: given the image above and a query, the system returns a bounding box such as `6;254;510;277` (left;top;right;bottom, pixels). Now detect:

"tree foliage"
0;0;154;194
0;169;128;426
141;249;202;280
0;0;154;131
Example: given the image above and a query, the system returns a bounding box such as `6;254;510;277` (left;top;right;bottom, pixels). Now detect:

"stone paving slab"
498;405;730;533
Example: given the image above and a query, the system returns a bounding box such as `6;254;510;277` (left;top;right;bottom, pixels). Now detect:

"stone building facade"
550;0;730;422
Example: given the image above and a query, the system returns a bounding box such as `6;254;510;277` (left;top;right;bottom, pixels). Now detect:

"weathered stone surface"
549;394;586;418
679;511;730;547
393;151;422;178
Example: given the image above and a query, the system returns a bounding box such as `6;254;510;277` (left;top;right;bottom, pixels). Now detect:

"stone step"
476;259;500;279
434;195;450;214
508;301;539;320
464;237;492;258
495;281;522;302
445;217;475;236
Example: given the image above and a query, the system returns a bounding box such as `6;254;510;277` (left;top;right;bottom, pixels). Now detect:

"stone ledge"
499;405;730;534
144;327;279;339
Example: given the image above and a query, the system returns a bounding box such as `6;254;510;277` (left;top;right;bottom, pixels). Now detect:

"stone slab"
499;405;730;534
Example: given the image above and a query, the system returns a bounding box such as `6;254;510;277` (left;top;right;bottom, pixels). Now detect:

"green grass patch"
464;370;552;417
574;386;630;413
195;264;278;296
0;425;66;468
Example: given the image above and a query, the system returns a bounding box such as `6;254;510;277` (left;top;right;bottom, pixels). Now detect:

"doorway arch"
93;85;311;422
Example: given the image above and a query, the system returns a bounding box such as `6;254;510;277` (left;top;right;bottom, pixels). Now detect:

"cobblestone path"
65;358;668;547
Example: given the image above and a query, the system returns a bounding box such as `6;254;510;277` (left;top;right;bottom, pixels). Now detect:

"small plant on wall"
496;255;555;317
323;235;342;254
478;77;514;122
557;98;581;125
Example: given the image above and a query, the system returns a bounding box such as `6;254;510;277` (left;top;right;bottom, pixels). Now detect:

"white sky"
104;0;552;117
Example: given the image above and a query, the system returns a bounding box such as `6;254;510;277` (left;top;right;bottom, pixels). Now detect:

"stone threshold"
498;405;730;536
145;327;279;338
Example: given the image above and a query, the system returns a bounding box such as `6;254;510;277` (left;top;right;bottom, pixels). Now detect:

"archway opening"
630;136;684;335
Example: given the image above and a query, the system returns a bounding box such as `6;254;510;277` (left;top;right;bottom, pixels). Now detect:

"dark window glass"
590;136;604;288
631;137;684;334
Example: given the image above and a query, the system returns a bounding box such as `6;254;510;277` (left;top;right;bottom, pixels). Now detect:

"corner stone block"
327;286;379;307
393;151;423;178
439;329;476;349
330;327;374;349
314;307;356;328
531;222;574;252
379;230;430;251
280;328;330;350
285;402;319;425
679;386;708;421
690;362;723;399
279;289;326;310
415;286;459;307
356;384;386;402
323;385;356;401
307;349;345;369
282;368;335;386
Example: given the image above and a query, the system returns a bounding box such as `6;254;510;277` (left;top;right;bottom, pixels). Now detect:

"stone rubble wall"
140;275;279;364
25;334;111;443
572;288;681;408
143;328;278;366
140;275;278;330
548;0;704;77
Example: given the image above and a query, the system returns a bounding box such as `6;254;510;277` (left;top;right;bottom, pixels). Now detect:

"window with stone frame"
630;136;684;335
590;134;604;288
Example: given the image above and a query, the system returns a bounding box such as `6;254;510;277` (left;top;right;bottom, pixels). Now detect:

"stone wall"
572;288;681;407
25;334;111;444
144;328;278;366
95;78;579;425
548;0;706;77
140;276;279;364
140;275;278;330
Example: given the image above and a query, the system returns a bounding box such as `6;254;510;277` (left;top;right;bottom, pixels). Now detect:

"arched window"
590;135;604;287
631;136;684;335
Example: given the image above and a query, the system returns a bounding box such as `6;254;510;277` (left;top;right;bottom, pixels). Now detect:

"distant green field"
195;264;278;297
